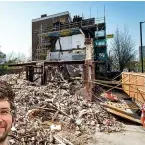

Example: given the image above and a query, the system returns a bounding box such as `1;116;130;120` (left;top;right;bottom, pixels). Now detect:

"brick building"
32;11;71;60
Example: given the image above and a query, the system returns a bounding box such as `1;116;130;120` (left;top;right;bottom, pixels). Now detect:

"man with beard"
0;80;15;145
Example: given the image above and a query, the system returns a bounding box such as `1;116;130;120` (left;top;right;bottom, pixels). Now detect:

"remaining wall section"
55;34;86;50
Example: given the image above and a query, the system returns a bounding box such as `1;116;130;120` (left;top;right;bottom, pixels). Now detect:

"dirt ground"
88;124;145;145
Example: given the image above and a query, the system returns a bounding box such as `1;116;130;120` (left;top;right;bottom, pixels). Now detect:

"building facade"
32;11;71;60
47;31;86;61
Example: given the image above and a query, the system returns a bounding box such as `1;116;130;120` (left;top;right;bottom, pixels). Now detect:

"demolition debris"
0;73;123;145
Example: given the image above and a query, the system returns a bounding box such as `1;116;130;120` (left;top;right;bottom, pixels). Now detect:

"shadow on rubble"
115;115;141;126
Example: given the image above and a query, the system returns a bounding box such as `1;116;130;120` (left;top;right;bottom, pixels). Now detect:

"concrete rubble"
0;73;123;145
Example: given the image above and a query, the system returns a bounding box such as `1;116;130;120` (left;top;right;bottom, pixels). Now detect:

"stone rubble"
0;73;123;145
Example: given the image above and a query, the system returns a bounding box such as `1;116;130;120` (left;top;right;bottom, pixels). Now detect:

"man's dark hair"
0;80;15;113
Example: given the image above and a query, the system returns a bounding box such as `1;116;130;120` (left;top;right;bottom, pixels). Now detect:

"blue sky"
0;1;145;58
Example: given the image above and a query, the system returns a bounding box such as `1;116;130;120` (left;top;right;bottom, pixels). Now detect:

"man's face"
0;100;12;143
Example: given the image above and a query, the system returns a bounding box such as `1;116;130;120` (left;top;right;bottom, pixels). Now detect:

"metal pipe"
140;22;143;73
140;21;145;73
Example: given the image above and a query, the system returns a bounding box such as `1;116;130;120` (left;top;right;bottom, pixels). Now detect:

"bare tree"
6;51;15;61
111;26;136;72
26;47;32;62
6;51;18;64
6;51;27;64
17;52;27;63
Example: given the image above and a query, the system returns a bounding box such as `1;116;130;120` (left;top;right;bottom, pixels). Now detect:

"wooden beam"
105;108;141;124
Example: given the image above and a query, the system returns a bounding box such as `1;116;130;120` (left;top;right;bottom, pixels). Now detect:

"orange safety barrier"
141;104;145;128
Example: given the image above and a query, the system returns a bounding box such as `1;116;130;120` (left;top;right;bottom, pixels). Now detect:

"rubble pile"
0;73;123;145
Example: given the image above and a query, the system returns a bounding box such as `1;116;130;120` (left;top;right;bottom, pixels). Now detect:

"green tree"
0;51;27;74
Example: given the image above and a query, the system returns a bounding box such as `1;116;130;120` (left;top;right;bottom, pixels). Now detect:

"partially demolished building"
32;11;71;60
6;12;145;140
32;11;107;75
